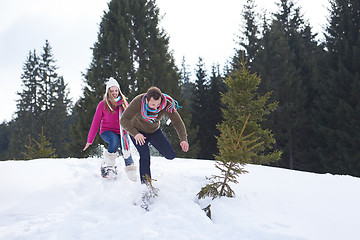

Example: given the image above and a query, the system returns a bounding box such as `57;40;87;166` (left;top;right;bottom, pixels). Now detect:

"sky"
0;0;330;122
1;156;359;239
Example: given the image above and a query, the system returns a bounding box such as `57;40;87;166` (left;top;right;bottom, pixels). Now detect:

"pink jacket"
87;100;121;143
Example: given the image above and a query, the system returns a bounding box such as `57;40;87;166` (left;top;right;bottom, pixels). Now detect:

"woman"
83;78;137;180
120;86;189;183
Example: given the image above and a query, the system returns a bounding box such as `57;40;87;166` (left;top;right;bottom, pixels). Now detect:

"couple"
83;78;189;183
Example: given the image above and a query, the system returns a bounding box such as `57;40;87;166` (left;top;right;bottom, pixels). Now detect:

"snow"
1;156;360;240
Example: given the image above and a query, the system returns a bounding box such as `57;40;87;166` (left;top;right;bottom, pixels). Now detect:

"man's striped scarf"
141;93;181;123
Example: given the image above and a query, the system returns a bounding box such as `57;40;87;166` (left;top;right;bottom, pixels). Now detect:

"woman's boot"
101;151;118;179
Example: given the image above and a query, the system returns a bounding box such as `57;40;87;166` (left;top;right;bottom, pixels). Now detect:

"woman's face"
109;86;119;98
146;97;161;110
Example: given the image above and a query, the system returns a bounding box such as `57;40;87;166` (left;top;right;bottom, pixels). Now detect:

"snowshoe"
101;166;118;180
139;187;159;211
135;175;159;211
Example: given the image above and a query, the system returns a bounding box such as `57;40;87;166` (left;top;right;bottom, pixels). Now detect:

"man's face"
146;97;161;110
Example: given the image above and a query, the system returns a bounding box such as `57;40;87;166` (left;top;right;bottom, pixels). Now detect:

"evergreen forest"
1;0;359;177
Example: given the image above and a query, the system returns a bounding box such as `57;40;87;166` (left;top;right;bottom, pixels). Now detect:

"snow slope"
0;156;359;240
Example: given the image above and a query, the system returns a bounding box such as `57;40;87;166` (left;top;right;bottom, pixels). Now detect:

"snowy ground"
1;156;360;240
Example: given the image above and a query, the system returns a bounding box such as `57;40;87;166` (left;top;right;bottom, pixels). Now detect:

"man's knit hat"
105;77;121;95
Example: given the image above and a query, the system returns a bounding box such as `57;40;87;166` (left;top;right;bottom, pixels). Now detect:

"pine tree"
190;58;211;159
233;0;260;70
219;61;281;164
206;64;226;159
162;57;200;159
180;57;194;111
0;121;10;160
190;61;226;160
249;0;321;171
197;116;263;201
259;19;305;169
48;76;72;156
17;50;41;137
198;61;280;217
23;129;57;160
8;50;41;159
38;40;59;111
8;41;71;159
313;0;360;176
38;41;71;156
70;0;181;157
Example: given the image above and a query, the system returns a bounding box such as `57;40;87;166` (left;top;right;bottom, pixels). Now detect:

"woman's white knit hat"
105;77;121;95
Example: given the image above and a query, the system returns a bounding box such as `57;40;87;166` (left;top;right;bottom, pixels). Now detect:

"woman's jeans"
131;129;176;183
100;131;134;166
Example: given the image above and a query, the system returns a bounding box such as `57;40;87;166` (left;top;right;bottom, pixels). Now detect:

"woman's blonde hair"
103;88;128;113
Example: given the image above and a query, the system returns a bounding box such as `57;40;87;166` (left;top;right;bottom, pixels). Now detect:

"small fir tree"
221;61;281;164
197;62;281;219
23;129;57;160
197;115;263;200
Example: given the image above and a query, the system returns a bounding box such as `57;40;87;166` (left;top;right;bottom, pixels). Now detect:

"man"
120;86;189;183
